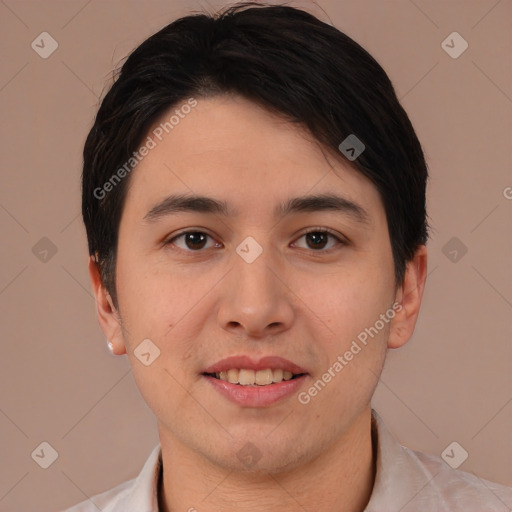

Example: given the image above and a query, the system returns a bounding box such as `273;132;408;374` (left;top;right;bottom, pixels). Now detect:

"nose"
217;244;294;339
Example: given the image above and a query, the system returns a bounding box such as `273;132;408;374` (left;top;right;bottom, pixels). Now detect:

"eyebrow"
143;192;370;225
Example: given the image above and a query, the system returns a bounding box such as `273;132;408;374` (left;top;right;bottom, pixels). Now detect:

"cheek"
115;251;181;335
311;267;393;341
127;354;193;432
301;262;393;400
115;251;218;379
303;288;390;414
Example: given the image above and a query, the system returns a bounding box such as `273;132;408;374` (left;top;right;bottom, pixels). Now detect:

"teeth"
255;369;273;385
238;369;255;386
272;368;284;382
227;368;239;384
214;368;301;386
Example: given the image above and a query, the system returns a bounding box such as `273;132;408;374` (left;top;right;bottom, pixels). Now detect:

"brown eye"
305;232;329;249
166;231;218;251
293;229;345;252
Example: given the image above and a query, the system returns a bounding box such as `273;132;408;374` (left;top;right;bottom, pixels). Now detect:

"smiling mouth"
203;368;306;386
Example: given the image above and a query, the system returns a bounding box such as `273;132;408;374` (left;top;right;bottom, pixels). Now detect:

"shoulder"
408;447;512;510
59;444;162;512
367;410;512;512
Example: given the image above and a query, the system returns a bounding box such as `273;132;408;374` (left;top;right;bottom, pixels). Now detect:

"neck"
158;406;376;512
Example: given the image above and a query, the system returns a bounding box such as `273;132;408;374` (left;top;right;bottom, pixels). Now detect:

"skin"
89;94;427;512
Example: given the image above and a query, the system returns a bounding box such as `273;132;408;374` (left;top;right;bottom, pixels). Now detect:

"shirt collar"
365;409;449;511
111;442;162;511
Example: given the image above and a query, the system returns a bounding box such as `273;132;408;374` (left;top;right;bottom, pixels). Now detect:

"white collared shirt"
62;410;512;511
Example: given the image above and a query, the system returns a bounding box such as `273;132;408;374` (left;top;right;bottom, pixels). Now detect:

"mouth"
201;355;309;407
203;368;307;386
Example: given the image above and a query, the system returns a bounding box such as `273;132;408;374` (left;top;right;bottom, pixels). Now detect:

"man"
64;2;512;511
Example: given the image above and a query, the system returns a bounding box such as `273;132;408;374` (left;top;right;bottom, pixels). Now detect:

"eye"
292;228;346;252
165;231;220;251
165;228;346;253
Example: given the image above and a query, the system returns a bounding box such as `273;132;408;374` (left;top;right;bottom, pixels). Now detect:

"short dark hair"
82;1;429;307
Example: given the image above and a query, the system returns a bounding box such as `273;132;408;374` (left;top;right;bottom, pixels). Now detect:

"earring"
107;340;114;353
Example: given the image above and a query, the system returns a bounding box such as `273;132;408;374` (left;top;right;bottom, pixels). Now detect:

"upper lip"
203;355;308;375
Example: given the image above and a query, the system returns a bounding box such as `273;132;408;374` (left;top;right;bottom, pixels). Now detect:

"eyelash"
164;228;347;254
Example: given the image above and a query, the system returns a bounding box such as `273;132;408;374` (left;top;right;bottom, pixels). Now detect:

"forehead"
123;95;384;221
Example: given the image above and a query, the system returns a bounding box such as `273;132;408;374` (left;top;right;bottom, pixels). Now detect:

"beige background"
0;0;510;510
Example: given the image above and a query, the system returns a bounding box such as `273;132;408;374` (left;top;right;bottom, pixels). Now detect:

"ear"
88;255;127;355
387;245;427;349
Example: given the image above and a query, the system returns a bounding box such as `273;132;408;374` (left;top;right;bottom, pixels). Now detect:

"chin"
210;439;311;475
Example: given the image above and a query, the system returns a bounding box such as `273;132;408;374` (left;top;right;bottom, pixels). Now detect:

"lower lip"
203;374;308;407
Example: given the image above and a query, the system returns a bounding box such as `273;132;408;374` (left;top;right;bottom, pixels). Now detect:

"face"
94;95;420;473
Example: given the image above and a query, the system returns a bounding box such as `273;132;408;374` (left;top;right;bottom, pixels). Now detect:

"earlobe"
387;245;427;349
88;256;127;356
